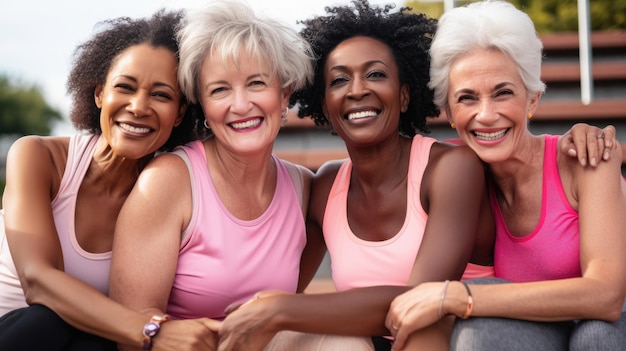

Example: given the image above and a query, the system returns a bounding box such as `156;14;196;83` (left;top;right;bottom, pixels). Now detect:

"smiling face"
323;36;409;147
446;48;540;164
96;44;184;159
198;50;289;157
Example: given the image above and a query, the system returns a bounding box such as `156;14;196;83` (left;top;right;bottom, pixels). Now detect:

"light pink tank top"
166;141;306;320
324;136;434;291
0;134;111;316
493;135;581;282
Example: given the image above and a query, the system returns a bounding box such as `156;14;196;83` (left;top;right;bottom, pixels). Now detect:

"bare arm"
110;154;219;351
388;141;626;348
3;136;149;346
217;146;487;350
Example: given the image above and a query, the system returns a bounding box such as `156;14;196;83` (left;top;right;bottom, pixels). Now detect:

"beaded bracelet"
461;281;474;319
438;280;451;319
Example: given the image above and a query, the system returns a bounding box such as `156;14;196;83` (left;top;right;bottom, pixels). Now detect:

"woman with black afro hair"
216;1;494;350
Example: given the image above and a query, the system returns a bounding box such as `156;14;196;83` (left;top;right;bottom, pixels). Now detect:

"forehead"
449;49;522;86
108;44;178;79
326;36;396;68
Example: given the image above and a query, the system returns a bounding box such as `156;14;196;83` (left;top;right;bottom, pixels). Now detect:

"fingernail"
590;157;597;166
581;158;587;167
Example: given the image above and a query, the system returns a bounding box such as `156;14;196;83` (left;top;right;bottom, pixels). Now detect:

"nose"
475;100;498;125
126;91;150;117
346;77;370;100
230;88;253;114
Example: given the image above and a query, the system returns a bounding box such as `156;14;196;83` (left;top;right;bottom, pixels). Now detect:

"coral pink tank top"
324;136;435;291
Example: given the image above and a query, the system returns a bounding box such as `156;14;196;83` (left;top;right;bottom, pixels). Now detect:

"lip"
471;128;509;143
344;107;380;121
228;117;263;131
116;121;154;135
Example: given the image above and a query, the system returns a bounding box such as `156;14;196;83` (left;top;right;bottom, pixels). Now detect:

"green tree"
405;0;626;32
0;74;63;136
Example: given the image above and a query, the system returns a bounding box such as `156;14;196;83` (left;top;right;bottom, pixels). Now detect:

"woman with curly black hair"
216;1;494;350
0;9;217;351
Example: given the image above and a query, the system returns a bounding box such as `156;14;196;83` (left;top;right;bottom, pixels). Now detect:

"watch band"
142;315;170;350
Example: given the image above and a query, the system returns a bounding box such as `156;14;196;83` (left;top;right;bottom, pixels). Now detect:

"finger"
570;133;589;167
586;129;602;167
602;126;616;160
224;302;243;315
203;318;222;332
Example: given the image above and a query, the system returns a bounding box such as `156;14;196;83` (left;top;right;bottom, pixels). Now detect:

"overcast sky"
0;0;394;135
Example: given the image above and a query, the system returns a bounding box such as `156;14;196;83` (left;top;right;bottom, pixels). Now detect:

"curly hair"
66;9;196;151
290;0;439;137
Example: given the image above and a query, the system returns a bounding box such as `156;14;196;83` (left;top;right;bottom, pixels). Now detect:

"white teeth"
230;118;262;130
474;129;507;141
347;110;377;120
119;123;150;134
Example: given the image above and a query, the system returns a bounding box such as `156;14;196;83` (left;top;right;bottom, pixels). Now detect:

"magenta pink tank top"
323;136;435;291
493;135;581;282
166;141;306;320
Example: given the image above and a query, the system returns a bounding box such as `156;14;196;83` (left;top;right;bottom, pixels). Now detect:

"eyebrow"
117;75;177;92
328;59;389;72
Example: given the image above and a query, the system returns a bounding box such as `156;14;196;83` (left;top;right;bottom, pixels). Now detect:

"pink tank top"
493;135;581;282
324;136;434;291
0;134;111;316
166;141;306;320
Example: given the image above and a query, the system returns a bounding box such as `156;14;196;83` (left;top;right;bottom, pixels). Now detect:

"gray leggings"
450;278;626;351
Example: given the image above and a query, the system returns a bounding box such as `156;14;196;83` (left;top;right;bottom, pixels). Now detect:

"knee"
570;319;626;351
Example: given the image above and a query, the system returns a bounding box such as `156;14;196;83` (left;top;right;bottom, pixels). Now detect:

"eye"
152;91;173;100
329;76;348;87
115;83;134;92
457;94;476;103
210;86;227;95
494;89;513;97
366;70;387;79
249;80;266;87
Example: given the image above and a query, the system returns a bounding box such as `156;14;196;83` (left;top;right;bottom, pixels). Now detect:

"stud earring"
527;113;532;119
450;123;456;129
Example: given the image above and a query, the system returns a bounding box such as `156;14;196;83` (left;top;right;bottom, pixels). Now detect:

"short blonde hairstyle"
177;0;314;104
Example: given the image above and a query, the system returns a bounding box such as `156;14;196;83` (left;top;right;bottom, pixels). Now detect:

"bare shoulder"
7;135;69;165
136;152;191;195
308;159;346;222
429;141;484;173
6;136;71;190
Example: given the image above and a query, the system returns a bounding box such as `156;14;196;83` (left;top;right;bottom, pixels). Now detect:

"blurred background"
1;0;625;198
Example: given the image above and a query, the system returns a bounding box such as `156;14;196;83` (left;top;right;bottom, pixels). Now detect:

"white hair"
429;0;545;107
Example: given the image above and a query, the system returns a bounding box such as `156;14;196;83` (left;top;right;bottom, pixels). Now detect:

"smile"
118;122;151;134
473;129;508;141
347;110;378;120
230;117;262;130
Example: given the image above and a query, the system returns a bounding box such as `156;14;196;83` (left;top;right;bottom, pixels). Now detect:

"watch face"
144;322;159;337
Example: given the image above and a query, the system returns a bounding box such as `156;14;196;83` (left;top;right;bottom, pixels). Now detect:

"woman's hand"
561;124;617;166
152;318;221;351
385;282;448;351
218;292;288;351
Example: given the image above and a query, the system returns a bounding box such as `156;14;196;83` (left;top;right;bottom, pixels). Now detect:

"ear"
527;91;542;116
443;105;453;124
400;83;410;113
174;102;187;127
281;87;292;111
94;85;104;108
